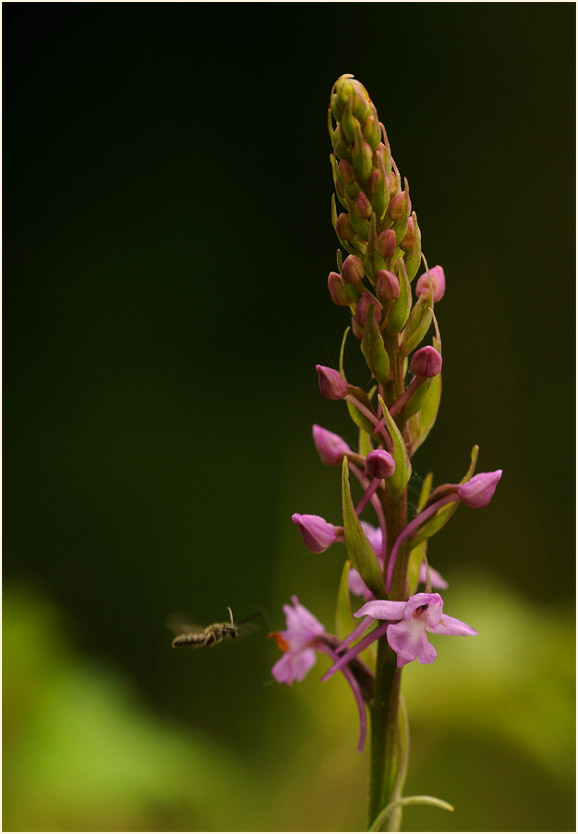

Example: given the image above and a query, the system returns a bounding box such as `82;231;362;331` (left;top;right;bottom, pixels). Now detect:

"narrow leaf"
384;257;411;336
361;303;390;388
377;394;411;498
341;458;385;598
335;559;356;641
417;472;433;511
408;371;441;456
407;539;427;596
358;427;373;458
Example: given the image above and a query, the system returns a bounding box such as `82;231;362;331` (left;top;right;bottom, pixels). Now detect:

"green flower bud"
367;167;388;218
363;113;381;151
332;124;351;160
352;133;373;185
341;101;360;144
403;211;422;281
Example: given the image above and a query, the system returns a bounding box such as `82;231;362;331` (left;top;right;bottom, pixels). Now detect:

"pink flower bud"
335;213;355;241
291;513;338;553
410;346;442;378
312;424;351;466
353;191;373;220
458;470;502;508
353;291;381;330
338;158;356;185
375;269;400;302
365;449;396;480
400;215;416;251
316;365;349;400
327;271;351;306
341;254;365;285
416;266;446;302
388;189;411;221
376;229;397;259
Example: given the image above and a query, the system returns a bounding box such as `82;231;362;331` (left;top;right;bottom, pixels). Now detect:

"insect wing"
235;610;262;639
166;613;206;637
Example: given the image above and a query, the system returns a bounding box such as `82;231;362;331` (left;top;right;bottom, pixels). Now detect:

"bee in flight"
170;607;261;649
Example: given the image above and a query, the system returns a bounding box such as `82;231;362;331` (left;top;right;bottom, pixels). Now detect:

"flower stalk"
269;74;501;831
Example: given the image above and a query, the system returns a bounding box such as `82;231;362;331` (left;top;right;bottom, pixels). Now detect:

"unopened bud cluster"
328;74;448;407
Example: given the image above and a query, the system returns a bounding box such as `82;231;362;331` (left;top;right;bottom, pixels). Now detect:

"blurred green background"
4;4;575;831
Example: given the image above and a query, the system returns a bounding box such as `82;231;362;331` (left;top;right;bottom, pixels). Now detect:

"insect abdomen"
172;633;208;648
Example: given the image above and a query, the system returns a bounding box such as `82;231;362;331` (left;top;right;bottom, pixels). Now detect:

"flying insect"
170;607;261;649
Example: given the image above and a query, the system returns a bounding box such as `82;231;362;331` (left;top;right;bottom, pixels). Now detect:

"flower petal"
354;599;406;620
428;613;477;636
387;619;437;667
272;648;317;684
418;563;448;590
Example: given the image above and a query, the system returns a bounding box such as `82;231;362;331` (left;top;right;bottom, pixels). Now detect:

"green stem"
368;642;402;829
368;485;408;831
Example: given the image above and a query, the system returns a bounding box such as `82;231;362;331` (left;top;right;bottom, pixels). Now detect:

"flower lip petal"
272;647;318;684
387;619;437;667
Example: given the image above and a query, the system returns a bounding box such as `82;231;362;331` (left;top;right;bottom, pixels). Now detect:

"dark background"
4;3;575;831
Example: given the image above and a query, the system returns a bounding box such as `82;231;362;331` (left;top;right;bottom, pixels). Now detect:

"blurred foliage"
4;578;574;831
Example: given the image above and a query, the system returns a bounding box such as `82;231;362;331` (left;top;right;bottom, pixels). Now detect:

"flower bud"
316;365;349;399
331;124;350;159
458;470;503;508
352;134;373;184
341;103;359;144
312;424;351;466
327;271;351;306
375;269;400;302
388;189;411;221
416;265;446;302
410;346;442;378
362;113;381;151
365;449;396;480
400;215;416;251
335;213;355;241
353;291;381;330
367;168;387;218
341;254;365;285
339;159;356;184
292;513;338;553
376;229;397;259
353;191;372;221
